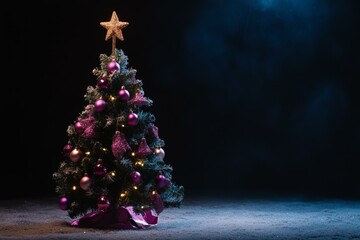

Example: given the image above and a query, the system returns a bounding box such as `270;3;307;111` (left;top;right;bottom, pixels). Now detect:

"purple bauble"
80;176;92;191
94;99;107;112
63;144;73;157
98;195;110;211
130;171;141;184
118;88;130;102
107;60;120;74
59;197;69;210
127;113;139;126
93;162;107;176
155;175;171;189
97;77;109;90
69;148;83;163
74;121;84;134
154;148;165;160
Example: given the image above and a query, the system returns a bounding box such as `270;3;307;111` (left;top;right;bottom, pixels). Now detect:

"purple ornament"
97;195;110;211
93;162;107;176
130;171;142;184
97;77;109;90
127;113;139;126
111;131;131;159
155;175;170;189
63;144;73;157
94;99;106;112
107;60;120;74
74;121;85;134
118;88;130;102
59;197;69;210
80;176;92;191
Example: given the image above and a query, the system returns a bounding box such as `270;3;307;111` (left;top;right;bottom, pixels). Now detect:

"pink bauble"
107;60;120;74
94;99;106;112
127;113;139;126
97;195;110;211
74;121;84;134
97;77;109;90
154;148;165;160
118;88;130;102
80;176;92;191
63;144;73;157
155;175;171;189
93;162;107;176
130;171;141;184
59;197;69;210
69;148;83;163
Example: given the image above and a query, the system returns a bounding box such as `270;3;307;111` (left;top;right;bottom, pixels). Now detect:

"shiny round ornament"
154;148;165;160
155;174;171;189
130;171;141;184
94;99;107;112
118;88;130;102
107;60;120;74
69;148;83;163
97;77;109;90
74;121;85;134
63;144;73;157
97;195;111;211
58;197;69;210
80;175;92;191
93;162;107;176
127;113;139;126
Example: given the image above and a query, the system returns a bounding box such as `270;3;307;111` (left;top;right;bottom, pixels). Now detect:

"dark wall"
3;0;360;199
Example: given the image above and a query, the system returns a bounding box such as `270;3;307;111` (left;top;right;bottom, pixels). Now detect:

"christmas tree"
53;11;184;229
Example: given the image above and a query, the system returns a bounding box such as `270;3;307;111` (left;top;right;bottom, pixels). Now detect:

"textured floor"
0;196;359;240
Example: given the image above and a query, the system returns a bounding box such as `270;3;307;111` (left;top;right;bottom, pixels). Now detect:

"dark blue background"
4;0;360;199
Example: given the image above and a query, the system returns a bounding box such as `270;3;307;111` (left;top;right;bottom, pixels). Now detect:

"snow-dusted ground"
0;196;359;240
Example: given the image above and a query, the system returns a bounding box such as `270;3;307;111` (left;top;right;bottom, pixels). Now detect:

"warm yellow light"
121;124;125;128
85;151;91;156
152;191;156;195
135;161;144;167
131;152;136;157
72;186;77;190
110;96;116;101
102;148;107;151
111;172;116;176
133;186;138;190
141;206;144;209
120;193;126;197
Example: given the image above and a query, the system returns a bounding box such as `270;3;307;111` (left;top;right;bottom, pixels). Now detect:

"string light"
111;171;116;176
120;191;127;197
152;190;156;195
102;148;108;152
72;186;77;190
135;160;144;167
131;152;136;157
85;151;91;156
121;124;125;128
133;186;138;190
141;206;145;209
110;95;116;101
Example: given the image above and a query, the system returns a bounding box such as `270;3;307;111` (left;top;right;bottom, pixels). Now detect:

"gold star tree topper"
100;11;129;54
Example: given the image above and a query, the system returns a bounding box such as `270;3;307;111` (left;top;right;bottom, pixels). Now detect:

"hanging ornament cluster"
136;138;152;156
111;131;131;159
75;116;97;139
128;92;150;106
